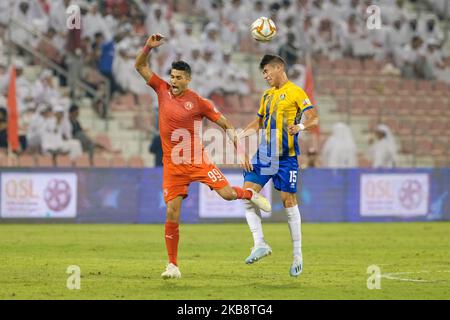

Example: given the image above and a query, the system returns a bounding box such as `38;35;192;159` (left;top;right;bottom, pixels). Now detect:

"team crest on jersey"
302;98;311;106
184;101;193;110
280;94;286;100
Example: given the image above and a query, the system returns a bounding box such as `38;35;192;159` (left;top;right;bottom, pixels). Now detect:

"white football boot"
161;263;181;279
289;256;303;277
245;243;272;264
247;189;272;212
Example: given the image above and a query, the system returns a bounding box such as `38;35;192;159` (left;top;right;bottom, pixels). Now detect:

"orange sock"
232;187;253;200
165;221;179;266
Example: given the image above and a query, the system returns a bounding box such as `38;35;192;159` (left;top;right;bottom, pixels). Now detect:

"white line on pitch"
381;270;450;283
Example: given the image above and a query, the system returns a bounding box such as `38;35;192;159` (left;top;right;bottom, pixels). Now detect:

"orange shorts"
162;162;229;203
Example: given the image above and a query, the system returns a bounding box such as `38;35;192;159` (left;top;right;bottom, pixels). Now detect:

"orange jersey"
147;74;221;165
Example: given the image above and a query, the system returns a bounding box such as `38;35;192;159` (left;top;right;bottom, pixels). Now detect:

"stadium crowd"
0;0;448;167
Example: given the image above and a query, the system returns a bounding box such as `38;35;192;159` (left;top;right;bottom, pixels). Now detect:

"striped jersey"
257;81;313;158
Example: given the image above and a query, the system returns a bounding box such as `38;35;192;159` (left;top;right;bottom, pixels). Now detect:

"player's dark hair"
259;54;286;70
69;104;79;113
171;60;192;77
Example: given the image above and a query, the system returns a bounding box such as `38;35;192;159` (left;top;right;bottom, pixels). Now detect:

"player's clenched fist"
145;33;165;48
288;124;299;135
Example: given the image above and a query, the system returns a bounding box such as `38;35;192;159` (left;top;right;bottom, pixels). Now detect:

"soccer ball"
250;17;277;42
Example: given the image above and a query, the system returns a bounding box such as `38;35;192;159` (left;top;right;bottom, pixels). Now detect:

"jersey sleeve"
294;87;314;113
198;97;222;122
147;73;169;94
257;93;267;118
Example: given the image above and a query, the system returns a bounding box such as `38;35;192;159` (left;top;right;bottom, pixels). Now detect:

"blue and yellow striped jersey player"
238;54;319;277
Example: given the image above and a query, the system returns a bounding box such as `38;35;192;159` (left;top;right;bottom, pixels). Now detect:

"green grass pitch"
0;222;449;300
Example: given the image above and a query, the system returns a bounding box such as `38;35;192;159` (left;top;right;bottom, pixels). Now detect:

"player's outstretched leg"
215;185;271;212
245;188;272;212
233;186;272;212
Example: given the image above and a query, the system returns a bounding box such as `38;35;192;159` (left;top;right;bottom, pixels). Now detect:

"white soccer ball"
250;17;277;42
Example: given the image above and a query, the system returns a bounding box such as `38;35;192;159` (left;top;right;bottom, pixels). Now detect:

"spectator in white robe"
381;0;408;25
12;60;34;113
0;59;8;95
313;18;343;61
202;0;224;24
113;40;148;96
400;36;433;79
368;24;389;61
419;14;444;44
385;19;409;64
26;102;50;153
188;46;206;93
49;0;70;38
321;122;357;168
322;0;347;24
41;103;82;160
28;0;49;33
435;56;450;85
249;0;269;23
11;1;34;46
145;5;170;37
82;2;111;41
201;23;223;62
219;51;250;96
177;22;200;57
425;39;445;79
0;0;13;26
298;16;316;55
33;69;60;105
367;124;398;168
289;64;306;88
197;49;222;98
102;6;119;39
340;14;372;58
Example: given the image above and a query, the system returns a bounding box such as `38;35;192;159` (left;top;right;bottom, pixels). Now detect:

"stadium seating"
316;57;450;167
93;154;109;168
55;155;72;168
18;154;35;167
36;155;54;167
128;155;145;168
73;155;91;168
110;155;127;168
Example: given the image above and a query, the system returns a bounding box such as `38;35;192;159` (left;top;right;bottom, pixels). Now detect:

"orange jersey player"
135;34;271;279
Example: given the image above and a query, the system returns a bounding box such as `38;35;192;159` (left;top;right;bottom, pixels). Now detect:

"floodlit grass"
0;223;449;299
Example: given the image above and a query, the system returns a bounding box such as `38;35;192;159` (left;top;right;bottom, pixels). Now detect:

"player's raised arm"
135;34;165;83
239;116;263;139
288;107;319;136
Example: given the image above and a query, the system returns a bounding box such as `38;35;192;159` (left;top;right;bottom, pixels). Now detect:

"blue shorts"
243;156;299;193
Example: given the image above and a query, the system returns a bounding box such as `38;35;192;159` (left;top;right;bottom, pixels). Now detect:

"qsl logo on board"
1;173;77;218
360;174;429;217
44;179;72;212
